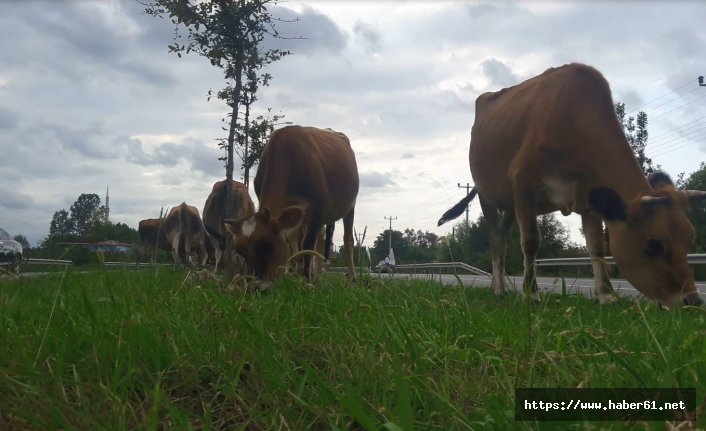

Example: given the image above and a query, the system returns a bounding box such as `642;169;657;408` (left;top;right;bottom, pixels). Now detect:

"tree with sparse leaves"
236;108;287;187
142;0;292;198
615;102;654;176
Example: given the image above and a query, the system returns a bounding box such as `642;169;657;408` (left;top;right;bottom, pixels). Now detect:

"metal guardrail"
394;262;490;277
23;258;73;266
103;262;171;268
328;262;490;277
20;259;170;269
536;253;706;267
332;254;706;277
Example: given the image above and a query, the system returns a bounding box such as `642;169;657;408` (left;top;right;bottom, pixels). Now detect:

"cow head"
223;205;306;289
589;172;705;306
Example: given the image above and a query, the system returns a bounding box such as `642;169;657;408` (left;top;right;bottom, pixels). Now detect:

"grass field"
1;268;704;430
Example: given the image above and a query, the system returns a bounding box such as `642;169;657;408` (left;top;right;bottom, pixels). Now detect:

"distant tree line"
28;193;141;265
332;213;585;276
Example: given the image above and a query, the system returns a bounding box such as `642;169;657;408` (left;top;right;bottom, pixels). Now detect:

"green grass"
0;268;704;430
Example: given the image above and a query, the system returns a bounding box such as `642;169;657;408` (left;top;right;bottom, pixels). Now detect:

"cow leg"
343;208;356;283
513;183;541;302
170;235;180;270
582;212;617;304
197;238;208;267
479;196;514;295
184;236;193;267
301;222;322;282
214;246;222;274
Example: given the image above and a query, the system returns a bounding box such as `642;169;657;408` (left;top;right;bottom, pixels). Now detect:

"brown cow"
439;63;705;306
203;179;255;272
224;125;359;288
164;202;209;268
138;218;170;264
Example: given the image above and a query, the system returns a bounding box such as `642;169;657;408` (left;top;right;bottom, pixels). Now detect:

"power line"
648;123;706;152
393;187;458;219
633;78;697;112
650;92;706;120
640;86;703;115
650;130;706;159
648;115;706;142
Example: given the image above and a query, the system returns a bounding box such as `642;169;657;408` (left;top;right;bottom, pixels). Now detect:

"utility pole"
384;216;397;252
457;182;472;224
354;226;367;266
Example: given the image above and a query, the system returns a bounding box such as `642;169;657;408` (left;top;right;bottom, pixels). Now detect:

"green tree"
371;229;407;264
47;194;106;241
68;193;107;238
49;209;73;240
236;108;287;187
402;228;440;263
678;162;706;279
615;102;654;176
439;213;574;274
86;221;140;244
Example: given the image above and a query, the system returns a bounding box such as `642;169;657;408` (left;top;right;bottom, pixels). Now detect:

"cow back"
203;179;254;249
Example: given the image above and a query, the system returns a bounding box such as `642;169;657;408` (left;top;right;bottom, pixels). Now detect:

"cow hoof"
522;292;540;304
597;293;618;305
530;292;540;304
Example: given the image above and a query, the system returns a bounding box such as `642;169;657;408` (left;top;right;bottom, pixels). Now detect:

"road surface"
374;272;706;303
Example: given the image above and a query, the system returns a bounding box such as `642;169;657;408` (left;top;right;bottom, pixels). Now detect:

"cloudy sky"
2;1;706;252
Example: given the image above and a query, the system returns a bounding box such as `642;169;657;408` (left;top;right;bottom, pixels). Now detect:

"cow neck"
257;169;306;219
593;134;653;203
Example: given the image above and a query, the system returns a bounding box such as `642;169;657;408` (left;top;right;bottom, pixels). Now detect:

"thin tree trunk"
243;93;251;188
224;35;245;280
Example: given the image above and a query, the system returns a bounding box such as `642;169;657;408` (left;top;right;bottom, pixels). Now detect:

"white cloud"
1;0;705;250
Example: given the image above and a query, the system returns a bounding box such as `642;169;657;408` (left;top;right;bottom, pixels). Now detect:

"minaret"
105;185;110;221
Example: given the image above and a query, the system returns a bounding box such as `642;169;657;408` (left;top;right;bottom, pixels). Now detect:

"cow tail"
437;188;478;226
178;207;186;258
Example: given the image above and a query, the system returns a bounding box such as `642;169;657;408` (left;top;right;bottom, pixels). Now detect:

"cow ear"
277;205;306;232
648;171;674;189
588;187;627;221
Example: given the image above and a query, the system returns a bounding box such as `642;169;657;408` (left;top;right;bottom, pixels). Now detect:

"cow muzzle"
251;279;272;293
683;292;704;306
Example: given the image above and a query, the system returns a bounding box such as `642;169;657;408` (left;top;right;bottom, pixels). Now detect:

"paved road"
374;272;706;303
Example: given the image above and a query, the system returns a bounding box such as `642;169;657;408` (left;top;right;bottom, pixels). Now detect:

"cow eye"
644;239;664;258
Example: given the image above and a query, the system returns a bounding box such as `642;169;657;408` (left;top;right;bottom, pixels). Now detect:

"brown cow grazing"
203;179;255;272
224;125;359;289
164;202;209;268
138;218;170;264
438;63;706;306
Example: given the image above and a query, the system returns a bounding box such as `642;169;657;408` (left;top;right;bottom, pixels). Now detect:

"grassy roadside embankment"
0;268;704;430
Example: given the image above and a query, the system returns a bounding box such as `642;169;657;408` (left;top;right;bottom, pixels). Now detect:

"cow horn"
640;195;672;207
685;190;706;202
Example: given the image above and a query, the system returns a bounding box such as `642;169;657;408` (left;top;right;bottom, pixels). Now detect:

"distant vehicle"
0;227;22;276
375;248;396;274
